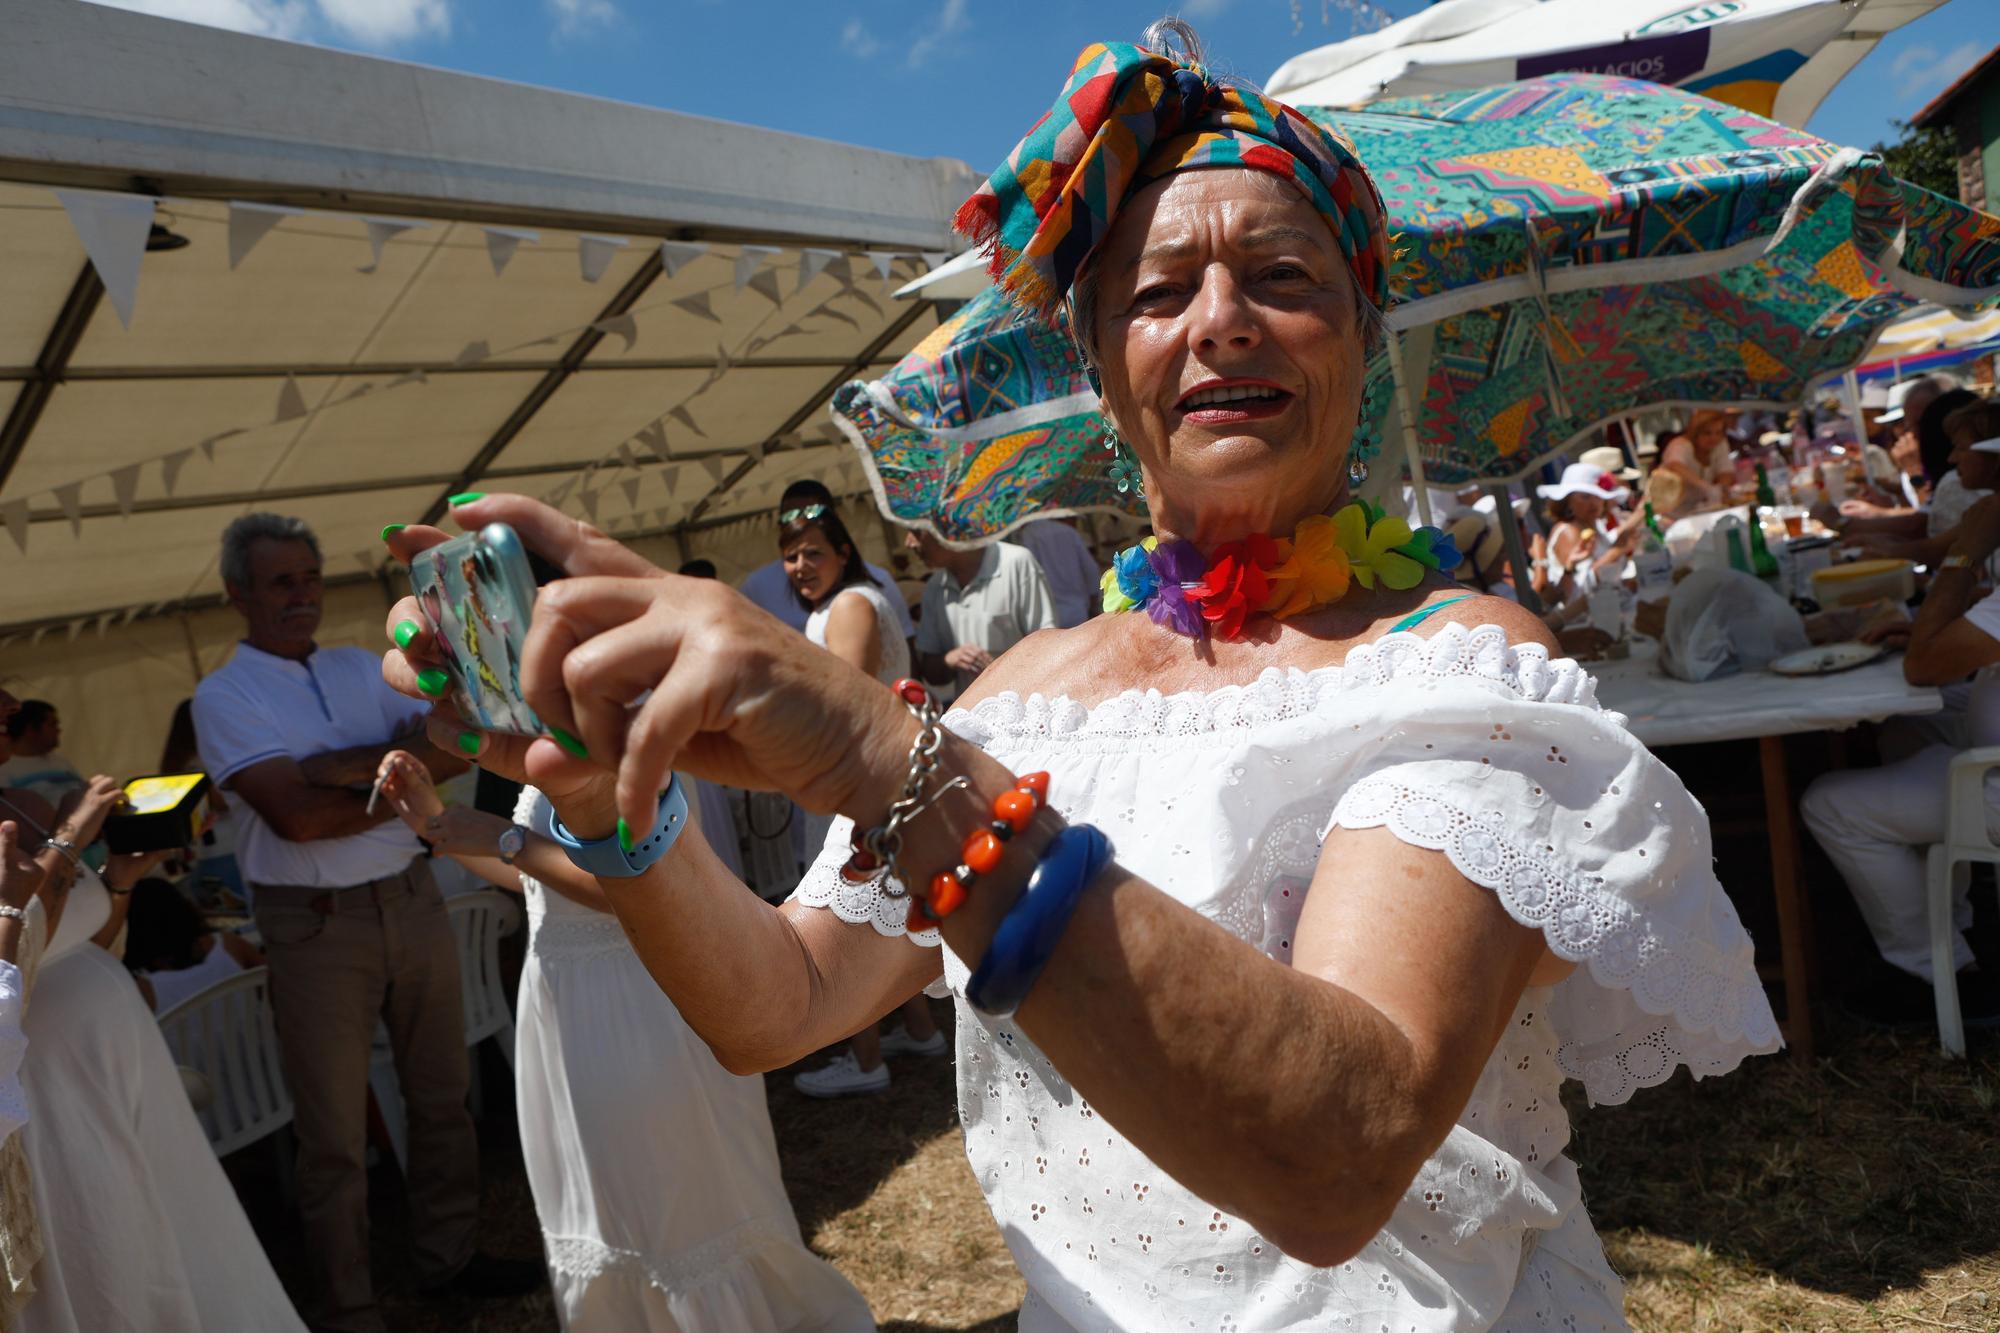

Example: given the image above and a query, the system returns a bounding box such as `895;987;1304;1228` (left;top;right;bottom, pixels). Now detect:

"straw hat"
1645;466;1688;516
1578;445;1640;484
1536;462;1629;503
1878;378;1924;424
1444;513;1505;581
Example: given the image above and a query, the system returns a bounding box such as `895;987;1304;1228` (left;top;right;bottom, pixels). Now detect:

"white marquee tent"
0;0;978;778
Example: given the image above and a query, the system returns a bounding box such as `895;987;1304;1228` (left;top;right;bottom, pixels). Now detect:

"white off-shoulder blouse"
792;622;1780;1331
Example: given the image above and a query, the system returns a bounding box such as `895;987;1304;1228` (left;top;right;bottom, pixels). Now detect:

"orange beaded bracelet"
907;770;1051;931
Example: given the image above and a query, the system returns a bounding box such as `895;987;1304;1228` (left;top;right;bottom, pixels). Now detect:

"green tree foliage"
1873;117;1961;199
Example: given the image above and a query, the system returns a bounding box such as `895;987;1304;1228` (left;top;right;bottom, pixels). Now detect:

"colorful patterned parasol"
833;73;2000;543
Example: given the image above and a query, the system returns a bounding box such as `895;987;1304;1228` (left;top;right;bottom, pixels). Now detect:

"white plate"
1769;641;1888;677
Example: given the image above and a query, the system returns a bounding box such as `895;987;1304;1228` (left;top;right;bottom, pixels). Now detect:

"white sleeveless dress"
792;621;1780;1330
19;871;307;1332
802;582;913;854
510;788;873;1331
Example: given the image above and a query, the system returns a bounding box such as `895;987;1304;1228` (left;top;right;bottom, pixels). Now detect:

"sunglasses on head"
779;503;829;524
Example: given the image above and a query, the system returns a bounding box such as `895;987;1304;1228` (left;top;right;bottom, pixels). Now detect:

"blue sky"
93;0;1998;175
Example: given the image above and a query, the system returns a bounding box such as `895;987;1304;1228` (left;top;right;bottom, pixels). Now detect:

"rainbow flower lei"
1100;501;1462;641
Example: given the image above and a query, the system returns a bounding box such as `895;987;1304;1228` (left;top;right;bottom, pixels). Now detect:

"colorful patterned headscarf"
956;40;1391;319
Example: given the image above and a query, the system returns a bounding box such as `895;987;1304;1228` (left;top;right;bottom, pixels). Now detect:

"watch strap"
1941;553;1974;570
548;778;689;879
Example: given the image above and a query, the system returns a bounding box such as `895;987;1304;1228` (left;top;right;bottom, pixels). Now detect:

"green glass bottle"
1755;463;1776;509
1745;506;1780;580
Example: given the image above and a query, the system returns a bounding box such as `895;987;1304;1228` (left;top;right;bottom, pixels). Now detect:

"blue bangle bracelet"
966;823;1114;1018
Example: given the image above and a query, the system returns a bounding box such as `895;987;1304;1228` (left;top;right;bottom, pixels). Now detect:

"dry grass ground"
243;1007;1999;1332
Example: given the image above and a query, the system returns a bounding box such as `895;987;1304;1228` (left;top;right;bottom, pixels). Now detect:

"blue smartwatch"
547;776;689;878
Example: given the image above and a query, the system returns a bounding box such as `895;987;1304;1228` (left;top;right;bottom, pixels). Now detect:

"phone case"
408;522;543;736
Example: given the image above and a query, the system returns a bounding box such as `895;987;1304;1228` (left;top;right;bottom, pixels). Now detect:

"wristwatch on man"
497;825;526;866
1940;553;1975;571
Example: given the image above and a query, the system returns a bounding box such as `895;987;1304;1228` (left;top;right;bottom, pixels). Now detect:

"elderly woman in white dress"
379;22;1777;1329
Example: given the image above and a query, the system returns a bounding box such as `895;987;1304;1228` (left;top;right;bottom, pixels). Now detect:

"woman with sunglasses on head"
776;504;944;1097
380;21;1777;1327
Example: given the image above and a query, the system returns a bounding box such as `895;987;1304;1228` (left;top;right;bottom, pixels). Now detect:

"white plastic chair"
156;965;293;1157
1924;746;2000;1058
368;889;522;1168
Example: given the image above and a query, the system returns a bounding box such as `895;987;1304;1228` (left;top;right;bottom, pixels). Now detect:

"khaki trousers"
253;859;478;1333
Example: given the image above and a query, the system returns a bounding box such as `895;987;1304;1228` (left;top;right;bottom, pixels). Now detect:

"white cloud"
548;0;617;37
840;17;881;58
315;0;449;45
1889;39;1983;106
907;0;969;68
84;0;313;40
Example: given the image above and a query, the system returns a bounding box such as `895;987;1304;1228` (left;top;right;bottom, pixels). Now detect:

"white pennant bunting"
670;405;705;438
615;441;638;469
1;501;26;555
359;217;425;273
578;488;601;523
65;619;84;644
389;368;430;389
659;241;707;277
636;421;670;462
226;201;303;270
110;463;141;516
699;457;728;486
865;251;897;283
921;251;948;271
483;226;539;277
660;465;681;499
745;268;783;306
53;483;83;537
798;248;839;291
578;235;628;283
56;189;156;329
591;312;639;353
198;428;242;462
275;374;308;422
621;476;641;509
95;613;115;638
120;605;142;626
30;627;48;647
734;245;782;292
672;292;720;323
454;341;491;368
160;449;193;495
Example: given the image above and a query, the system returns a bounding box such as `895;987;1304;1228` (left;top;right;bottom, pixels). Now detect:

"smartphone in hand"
408;522;543;736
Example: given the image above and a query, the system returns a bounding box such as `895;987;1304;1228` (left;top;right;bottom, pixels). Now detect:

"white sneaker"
792;1052;891;1098
879;1025;948;1058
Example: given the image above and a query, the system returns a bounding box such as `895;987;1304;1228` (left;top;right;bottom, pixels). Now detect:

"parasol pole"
1385;330;1433;527
1841;368;1868;448
1487;483;1542;616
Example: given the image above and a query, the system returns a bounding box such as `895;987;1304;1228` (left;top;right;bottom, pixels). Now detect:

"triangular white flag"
659;241;707;277
621;476;641;509
1;501;26;555
454;341;490;369
746;439;767;461
53;483;83;537
359;217;424;273
591;313;639;353
798;248;839;291
55;189;156;329
483;226;539;277
921;251;948;271
865;251;897;283
715;343;733;375
615;441;638;469
226;201;303;270
65;619;85;644
110;463;141;516
389;368;429;389
159;449;193;496
660;465;681;499
578;488;601;523
276;374;308;422
672;292;720;323
700;457;728;486
636;420;670;462
734;245;782;292
337;382;375;404
578;235;628;283
745;268;783;306
120;604;142;626
670;405;705;438
198;428;241;462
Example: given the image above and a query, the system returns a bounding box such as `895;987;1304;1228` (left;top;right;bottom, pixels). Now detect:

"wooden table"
1590;649;1941;1062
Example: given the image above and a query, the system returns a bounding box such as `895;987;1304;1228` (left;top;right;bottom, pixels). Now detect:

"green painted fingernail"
456;731;482;756
548;726;588;758
393;619;420;649
616;818;635;853
416;667;450;695
379;523;406;541
446;491;485;506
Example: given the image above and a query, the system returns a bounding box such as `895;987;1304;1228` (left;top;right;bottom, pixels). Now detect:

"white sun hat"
1969;435;2000;455
1536;461;1630;503
1877;377;1924;424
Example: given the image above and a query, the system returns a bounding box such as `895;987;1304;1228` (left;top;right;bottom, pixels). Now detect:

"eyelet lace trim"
543;1218;795;1296
790;818;941;948
528;910;632;963
945;622;1621;743
1331;776;1781;1105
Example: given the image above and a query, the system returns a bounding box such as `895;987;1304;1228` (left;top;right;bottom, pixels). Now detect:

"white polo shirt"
915;542;1060;693
740;558;915;637
192;641;428;888
1012;519;1103;630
